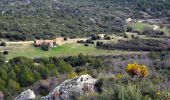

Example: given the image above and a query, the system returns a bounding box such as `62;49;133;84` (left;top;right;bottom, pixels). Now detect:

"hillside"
0;1;170;99
0;0;170;40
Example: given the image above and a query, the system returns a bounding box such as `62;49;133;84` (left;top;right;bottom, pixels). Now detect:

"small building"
44;40;54;47
53;37;64;46
34;37;64;47
34;40;45;47
126;18;136;24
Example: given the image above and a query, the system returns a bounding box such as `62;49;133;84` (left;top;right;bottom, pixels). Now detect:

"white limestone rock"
15;89;36;100
42;74;97;100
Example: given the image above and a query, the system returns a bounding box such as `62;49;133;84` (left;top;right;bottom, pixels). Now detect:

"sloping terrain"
0;0;170;40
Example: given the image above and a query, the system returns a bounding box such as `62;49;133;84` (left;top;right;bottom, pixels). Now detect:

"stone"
42;74;98;100
15;89;36;100
0;91;4;100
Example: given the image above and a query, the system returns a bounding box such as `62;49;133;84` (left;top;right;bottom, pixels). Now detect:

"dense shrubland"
97;38;170;51
0;0;170;40
0;53;104;99
142;28;165;37
0;52;170;99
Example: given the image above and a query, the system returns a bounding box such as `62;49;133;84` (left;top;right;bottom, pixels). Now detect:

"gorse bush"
126;63;149;78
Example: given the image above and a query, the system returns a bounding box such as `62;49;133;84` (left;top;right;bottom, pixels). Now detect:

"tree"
39;66;50;79
51;69;59;77
0;69;8;81
58;60;72;74
7;80;20;92
20;71;35;86
0;79;6;90
0;42;6;47
41;44;50;51
126;26;133;32
64;37;67;41
0;54;5;65
9;70;16;80
96;41;103;47
84;43;89;46
77;53;87;66
91;58;103;68
3;51;8;55
33;71;42;80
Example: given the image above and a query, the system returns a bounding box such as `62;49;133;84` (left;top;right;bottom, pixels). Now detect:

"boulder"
42;74;98;100
15;89;36;100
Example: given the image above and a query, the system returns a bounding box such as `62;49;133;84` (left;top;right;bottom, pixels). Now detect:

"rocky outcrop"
42;74;98;100
15;89;36;100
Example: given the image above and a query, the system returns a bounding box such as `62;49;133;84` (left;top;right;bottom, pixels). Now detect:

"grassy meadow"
130;22;153;32
3;43;140;60
130;22;170;36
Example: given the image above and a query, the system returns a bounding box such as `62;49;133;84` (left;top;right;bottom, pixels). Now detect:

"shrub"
115;83;143;100
70;36;76;39
3;51;8;55
91;34;101;40
0;42;6;47
86;39;94;44
126;63;149;78
126;26;133;32
94;78;103;93
64;37;67;41
41;44;49;51
96;41;103;46
77;40;86;43
66;71;77;79
58;60;73;74
123;34;128;38
104;35;111;40
84;43;89;46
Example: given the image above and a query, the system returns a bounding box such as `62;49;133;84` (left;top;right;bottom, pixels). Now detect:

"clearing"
3;43;142;60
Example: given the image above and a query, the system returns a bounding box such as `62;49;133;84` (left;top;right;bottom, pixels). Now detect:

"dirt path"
6;41;34;44
5;38;89;45
59;38;88;45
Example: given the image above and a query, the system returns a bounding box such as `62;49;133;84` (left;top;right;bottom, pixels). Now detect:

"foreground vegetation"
0;52;170;99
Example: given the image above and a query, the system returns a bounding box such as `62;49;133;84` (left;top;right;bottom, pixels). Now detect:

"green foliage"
20;70;35;86
0;54;5;65
39;66;50;79
115;83;142;100
149;51;160;60
8;70;16;80
58;60;72;74
0;78;6;90
0;69;8;81
0;56;62;99
33;71;42;80
41;44;50;51
77;53;88;66
91;58;103;69
7;79;20;92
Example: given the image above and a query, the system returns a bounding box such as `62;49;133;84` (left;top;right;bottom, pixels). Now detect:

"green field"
3;43;141;60
130;22;153;32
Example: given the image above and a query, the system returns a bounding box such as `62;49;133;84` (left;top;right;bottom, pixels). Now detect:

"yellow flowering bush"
115;73;123;80
67;71;87;79
66;71;78;79
126;63;149;78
